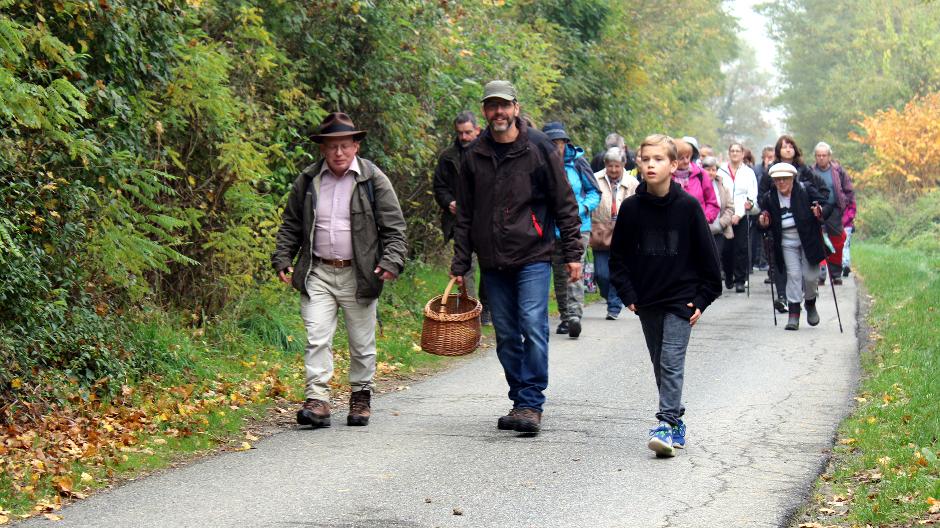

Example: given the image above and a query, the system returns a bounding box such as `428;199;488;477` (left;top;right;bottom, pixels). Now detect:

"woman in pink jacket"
674;139;720;224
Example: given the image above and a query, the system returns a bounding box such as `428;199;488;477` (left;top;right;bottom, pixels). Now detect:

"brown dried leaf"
52;475;73;494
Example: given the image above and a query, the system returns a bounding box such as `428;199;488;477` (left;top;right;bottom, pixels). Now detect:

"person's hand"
627;304;637;313
744;199;753;211
278;266;293;285
688;303;702;326
812;202;823;220
758;211;770;228
450;274;464;285
448;201;457;215
375;266;397;281
732;214;741;226
566;262;582;283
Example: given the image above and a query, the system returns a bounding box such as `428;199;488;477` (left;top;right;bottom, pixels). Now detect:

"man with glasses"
272;112;408;429
450;80;583;435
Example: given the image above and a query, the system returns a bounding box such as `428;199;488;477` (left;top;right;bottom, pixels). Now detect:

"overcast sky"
731;0;777;76
729;0;784;134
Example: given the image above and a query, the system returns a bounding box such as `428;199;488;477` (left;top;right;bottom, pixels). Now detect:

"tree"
758;0;940;168
711;41;774;149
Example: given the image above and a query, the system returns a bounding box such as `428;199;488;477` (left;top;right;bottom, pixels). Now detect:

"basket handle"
438;277;466;313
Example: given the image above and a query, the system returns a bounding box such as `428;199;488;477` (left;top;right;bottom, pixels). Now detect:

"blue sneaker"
672;420;686;449
647;422;676;457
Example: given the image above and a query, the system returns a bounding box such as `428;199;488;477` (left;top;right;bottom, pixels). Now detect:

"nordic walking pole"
745;210;751;297
764;232;777;326
828;262;844;333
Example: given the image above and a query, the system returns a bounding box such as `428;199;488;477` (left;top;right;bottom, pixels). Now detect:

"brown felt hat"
311;112;367;143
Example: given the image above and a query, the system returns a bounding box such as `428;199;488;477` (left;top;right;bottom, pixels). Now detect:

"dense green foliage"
759;0;940;169
855;191;940;256
0;0;737;402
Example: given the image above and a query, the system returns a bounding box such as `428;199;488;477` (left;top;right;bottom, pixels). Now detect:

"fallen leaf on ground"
43;514;62;521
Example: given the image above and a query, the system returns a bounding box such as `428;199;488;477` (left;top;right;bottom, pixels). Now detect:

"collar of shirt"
319;157;361;180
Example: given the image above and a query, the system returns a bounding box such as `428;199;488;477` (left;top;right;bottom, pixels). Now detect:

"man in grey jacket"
272;112;408;429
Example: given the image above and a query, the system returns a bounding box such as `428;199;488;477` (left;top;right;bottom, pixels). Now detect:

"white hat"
769;163;797;178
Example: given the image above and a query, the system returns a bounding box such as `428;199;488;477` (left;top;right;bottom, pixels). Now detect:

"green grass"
0;261;460;518
800;242;939;525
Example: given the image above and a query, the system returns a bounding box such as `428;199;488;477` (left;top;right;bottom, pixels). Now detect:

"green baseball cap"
481;80;517;102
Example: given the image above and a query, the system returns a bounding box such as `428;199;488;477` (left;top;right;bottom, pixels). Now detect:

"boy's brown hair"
639;134;678;161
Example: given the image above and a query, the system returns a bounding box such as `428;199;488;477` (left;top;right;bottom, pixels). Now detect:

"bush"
857;190;940;256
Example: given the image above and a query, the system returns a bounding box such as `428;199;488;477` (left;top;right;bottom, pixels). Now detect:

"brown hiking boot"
347;390;371;426
297;398;331;428
514;408;542;434
497;408;521;430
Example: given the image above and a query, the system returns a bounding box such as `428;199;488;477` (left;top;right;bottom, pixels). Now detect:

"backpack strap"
358;158;378;216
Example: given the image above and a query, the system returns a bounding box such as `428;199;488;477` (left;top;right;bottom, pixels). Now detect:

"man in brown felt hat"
272;112;408;428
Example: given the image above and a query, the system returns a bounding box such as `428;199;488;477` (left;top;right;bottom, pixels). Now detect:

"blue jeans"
592;250;624;316
482;261;552;412
638;310;692;425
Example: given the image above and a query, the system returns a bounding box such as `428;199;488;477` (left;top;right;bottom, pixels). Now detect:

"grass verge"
0;261;461;523
794;242;939;527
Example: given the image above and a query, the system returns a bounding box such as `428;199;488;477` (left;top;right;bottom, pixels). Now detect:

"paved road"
24;279;859;528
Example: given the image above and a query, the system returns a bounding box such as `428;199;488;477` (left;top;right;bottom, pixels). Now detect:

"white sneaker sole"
648;436;676;457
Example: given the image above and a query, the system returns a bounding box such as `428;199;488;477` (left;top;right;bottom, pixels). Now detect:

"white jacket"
717;163;760;217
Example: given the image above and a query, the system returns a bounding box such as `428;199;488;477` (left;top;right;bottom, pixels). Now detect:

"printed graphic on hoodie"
639;228;679;257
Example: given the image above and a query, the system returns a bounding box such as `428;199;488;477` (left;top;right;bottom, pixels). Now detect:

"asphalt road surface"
23;278;859;528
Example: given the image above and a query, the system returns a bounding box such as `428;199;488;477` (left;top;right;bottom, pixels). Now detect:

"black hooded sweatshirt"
609;180;722;319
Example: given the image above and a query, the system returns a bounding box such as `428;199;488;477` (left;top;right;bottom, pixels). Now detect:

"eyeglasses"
483;100;516;111
322;143;357;154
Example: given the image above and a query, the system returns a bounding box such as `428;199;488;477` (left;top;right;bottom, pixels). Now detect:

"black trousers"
721;233;734;288
749;216;765;267
732;220;749;286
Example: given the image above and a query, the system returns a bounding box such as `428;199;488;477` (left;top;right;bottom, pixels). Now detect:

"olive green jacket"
271;157;408;302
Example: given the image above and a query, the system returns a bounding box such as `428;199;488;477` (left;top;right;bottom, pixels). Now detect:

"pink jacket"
674;164;720;223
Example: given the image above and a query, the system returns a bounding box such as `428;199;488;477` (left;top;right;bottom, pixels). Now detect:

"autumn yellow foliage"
850;92;940;195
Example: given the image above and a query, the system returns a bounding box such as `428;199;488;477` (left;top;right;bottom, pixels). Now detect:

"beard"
489;115;513;132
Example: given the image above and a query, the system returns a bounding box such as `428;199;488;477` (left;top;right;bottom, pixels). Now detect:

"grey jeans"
551;233;589;321
781;231;819;304
638;310;692;426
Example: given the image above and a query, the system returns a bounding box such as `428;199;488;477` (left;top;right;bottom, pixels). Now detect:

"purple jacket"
813;161;855;217
674;163;720;223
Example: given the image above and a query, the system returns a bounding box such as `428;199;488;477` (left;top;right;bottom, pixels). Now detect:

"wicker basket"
420;277;482;356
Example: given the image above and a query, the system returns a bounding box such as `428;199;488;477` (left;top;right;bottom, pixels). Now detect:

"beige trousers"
300;263;378;401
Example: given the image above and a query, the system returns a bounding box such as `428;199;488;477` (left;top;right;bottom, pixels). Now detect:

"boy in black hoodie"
609;134;722;457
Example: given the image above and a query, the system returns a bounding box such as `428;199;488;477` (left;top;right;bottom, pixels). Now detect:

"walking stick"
828;260;844;334
763;232;777;326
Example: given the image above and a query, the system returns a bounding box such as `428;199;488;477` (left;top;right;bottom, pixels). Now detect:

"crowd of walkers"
271;79;856;460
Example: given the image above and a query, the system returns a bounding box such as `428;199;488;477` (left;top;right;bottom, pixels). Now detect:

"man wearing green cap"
450;80;583;435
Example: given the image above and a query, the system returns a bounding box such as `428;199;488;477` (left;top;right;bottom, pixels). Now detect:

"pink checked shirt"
313;158;359;261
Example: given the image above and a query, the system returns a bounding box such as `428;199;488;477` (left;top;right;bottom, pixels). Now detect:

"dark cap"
541;121;569;142
481;80;517;102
